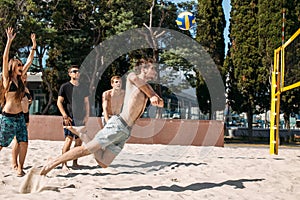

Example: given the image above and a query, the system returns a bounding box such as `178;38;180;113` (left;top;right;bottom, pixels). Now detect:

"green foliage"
224;0;300;130
196;0;226;116
159;49;196;93
226;0;300;129
227;1;261;117
0;0;227;117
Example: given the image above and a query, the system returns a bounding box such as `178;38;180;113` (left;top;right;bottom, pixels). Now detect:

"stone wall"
28;115;224;147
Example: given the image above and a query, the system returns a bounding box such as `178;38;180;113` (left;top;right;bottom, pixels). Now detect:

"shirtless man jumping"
40;58;163;175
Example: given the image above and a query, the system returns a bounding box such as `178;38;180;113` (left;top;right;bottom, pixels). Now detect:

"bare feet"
64;126;92;144
40;163;53;176
11;164;18;171
72;159;82;169
39;158;50;176
63;126;86;137
17;169;26;177
39;157;64;176
61;164;70;173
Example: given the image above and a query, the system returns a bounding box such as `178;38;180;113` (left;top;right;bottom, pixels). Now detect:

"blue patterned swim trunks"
0;112;28;147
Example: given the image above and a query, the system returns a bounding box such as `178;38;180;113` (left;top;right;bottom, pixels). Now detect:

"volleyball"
176;11;196;30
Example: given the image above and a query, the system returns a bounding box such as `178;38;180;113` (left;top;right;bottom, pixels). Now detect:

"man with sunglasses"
57;65;90;171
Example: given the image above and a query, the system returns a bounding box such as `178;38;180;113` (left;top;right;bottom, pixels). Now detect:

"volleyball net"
270;28;300;154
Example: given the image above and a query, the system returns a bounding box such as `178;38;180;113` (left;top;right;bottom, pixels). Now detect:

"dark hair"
0;58;25;106
68;65;79;73
134;58;155;74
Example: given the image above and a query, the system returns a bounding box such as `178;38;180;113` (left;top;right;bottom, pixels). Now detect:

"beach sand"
1;140;300;199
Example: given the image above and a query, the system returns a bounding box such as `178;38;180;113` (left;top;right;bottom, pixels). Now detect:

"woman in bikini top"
0;27;35;116
0;27;36;177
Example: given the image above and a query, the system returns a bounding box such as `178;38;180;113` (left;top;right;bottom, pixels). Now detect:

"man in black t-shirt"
57;65;90;170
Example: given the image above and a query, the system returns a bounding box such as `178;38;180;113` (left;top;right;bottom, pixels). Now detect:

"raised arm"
2;27;16;80
22;33;36;75
128;72;163;107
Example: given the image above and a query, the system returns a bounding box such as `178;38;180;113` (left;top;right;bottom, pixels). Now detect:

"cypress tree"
228;0;261;137
196;0;226;118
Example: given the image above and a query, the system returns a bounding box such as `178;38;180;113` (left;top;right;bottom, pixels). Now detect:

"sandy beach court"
1;140;300;199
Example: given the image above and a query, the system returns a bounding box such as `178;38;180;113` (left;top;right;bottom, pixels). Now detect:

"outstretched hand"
6;27;16;42
31;33;36;47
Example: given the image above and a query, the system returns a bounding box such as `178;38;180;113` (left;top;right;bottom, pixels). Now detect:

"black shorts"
24;112;29;123
63;118;85;139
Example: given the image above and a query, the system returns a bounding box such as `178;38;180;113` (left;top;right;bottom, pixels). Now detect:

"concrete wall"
28;115;224;147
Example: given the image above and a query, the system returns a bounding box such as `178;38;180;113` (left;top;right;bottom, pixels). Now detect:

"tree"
0;0;18;53
196;0;226;118
227;0;262;138
0;1;57;114
0;0;227;119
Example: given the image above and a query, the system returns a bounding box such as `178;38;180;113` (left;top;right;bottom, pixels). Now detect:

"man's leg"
65;126;117;168
84;140;117;168
93;148;117;168
72;138;82;167
61;136;73;170
40;145;91;176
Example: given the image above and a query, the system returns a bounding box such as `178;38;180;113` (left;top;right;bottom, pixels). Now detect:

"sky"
173;0;232;54
222;0;232;54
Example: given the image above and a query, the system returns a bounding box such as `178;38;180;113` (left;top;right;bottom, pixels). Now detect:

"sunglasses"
18;63;24;67
70;70;80;73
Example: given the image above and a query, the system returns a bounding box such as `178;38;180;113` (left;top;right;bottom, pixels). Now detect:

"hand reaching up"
6;27;16;42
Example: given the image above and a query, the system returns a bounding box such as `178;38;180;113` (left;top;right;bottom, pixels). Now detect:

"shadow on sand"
101;178;265;192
